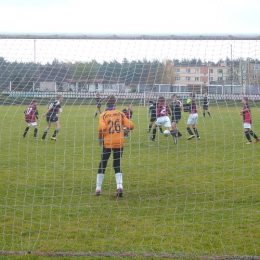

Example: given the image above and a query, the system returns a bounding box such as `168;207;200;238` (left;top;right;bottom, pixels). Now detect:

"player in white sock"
95;95;134;197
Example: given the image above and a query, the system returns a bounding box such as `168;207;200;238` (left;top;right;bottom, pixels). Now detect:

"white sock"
96;173;104;191
115;172;123;189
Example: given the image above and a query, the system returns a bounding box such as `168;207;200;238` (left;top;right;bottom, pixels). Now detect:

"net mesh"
0;35;260;259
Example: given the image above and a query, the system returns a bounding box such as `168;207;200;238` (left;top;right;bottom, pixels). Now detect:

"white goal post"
1;33;260;259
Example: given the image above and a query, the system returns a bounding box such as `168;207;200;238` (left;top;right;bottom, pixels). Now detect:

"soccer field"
1;103;260;259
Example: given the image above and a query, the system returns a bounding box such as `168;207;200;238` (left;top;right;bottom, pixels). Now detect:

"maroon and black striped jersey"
190;100;197;114
156;102;170;117
242;103;252;124
24;104;38;123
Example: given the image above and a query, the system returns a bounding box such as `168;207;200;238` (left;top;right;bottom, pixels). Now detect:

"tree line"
1;57;259;91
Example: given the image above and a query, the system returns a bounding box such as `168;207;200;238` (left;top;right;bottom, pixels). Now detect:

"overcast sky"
0;0;260;35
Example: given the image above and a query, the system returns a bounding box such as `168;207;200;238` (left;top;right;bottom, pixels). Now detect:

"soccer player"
147;100;163;134
186;93;200;140
240;97;260;144
203;92;211;117
122;103;133;119
23;100;40;138
150;96;177;144
93;93;103;118
186;95;191;104
41;94;63;141
95;95;134;197
170;94;183;139
122;104;133;138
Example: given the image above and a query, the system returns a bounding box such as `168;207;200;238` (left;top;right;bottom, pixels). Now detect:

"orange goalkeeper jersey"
98;108;134;148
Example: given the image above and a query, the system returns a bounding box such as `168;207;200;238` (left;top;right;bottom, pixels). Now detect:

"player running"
93;93;103;118
41;94;63;141
147;100;163;134
203;92;211;117
170;94;183;140
23;100;40;138
150;96;177;144
240;97;260;144
186;93;200;140
95;95;134;197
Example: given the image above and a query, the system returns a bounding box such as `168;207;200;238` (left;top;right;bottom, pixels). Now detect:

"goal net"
1;34;260;259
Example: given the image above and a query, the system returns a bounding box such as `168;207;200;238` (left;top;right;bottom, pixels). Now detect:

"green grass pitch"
0;102;260;259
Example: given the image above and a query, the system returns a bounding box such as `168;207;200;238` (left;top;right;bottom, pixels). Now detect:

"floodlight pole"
34;39;36;63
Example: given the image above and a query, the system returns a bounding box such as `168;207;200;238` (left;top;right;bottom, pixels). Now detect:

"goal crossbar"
0;33;260;40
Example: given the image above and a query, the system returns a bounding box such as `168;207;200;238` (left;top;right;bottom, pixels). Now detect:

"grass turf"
0;102;260;259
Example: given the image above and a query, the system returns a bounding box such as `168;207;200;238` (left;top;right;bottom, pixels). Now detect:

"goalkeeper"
95;95;134;197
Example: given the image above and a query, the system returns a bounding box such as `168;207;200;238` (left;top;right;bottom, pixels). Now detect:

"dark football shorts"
150;117;156;123
203;105;209;110
46;116;58;123
171;116;181;124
